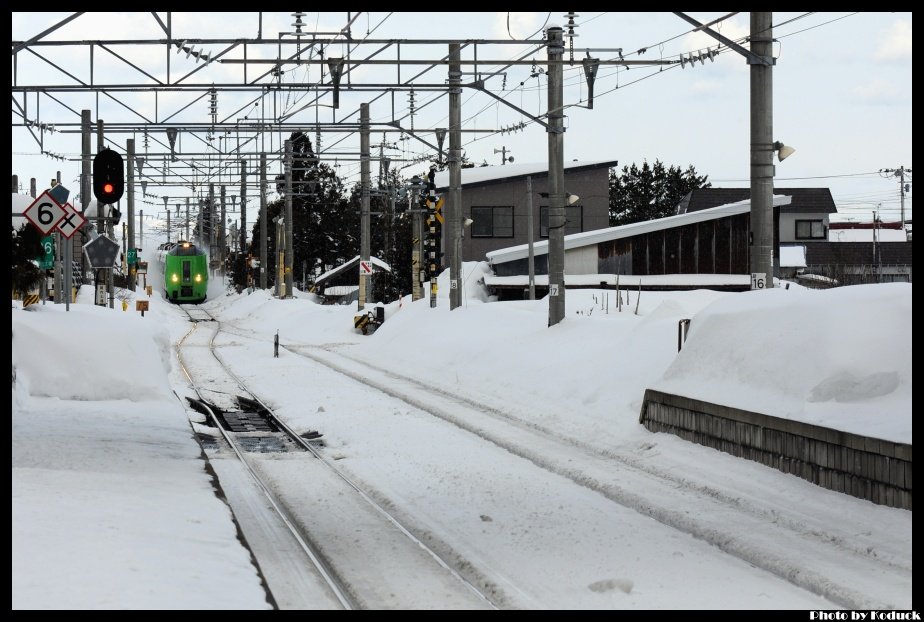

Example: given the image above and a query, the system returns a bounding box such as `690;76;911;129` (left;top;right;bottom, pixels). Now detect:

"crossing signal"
93;148;124;204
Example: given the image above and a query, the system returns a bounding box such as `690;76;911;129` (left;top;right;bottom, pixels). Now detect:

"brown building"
431;160;615;262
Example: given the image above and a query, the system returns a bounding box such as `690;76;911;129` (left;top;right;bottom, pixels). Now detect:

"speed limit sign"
23;190;66;235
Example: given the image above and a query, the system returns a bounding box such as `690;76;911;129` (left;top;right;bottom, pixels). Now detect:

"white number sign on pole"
23;190;66;235
549;283;560;296
751;273;767;290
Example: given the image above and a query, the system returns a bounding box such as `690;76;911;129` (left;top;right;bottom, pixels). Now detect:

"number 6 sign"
24;190;66;235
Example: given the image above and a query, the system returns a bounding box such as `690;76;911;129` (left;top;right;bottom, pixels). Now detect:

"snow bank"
12;303;174;402
653;283;912;443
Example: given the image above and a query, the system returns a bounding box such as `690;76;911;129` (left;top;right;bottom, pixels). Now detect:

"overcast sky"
11;12;913;224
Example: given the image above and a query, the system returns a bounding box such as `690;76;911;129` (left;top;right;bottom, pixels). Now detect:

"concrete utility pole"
527;175;536;300
546;25;566;326
208;183;216;269
80;109;93;309
127;138;136;291
284;139;294;298
749;12;775;288
185;197;190;241
166;208;171;244
260;152;268;289
883;166;911;229
240;159;247;261
220;185;227;274
358;103;371;311
448;42;463;310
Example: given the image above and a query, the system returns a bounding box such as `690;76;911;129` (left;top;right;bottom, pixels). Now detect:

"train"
164;241;208;303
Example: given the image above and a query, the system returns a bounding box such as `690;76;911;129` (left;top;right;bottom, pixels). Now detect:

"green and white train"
164;241;208;303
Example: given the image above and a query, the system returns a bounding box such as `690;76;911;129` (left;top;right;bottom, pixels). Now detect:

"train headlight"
171;274;179;283
195;274;202;283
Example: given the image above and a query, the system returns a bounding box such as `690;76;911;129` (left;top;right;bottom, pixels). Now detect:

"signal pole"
127;138;136;291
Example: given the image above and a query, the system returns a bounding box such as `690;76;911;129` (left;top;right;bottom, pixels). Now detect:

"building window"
471;206;514;237
539;205;583;238
795;219;825;240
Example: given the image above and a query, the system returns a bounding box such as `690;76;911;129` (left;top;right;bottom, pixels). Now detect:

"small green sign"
127;248;137;265
39;235;54;270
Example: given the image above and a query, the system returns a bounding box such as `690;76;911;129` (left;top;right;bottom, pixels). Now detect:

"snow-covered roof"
431;159;617;189
486;195;793;265
314;255;391;285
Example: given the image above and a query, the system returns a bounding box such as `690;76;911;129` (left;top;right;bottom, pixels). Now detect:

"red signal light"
103;183;114;194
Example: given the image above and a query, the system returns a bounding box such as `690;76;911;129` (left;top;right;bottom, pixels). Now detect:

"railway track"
175;305;495;610
274;342;912;610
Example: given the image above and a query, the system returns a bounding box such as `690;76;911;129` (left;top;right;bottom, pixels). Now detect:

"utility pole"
546;25;566;326
284;139;294;298
166;208;171;244
209;183;216;270
358;102;371;311
260;152;268;289
185;197;190;241
882;166;912;230
80;109;92;310
494;146;513;165
527;175;536;300
127;138;136;291
220;184;227;275
448;42;463;310
749;12;775;288
240;159;247;265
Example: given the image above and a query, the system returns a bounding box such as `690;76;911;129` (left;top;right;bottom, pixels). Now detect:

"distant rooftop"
432;159;617;190
487;194;792;265
677;187;837;215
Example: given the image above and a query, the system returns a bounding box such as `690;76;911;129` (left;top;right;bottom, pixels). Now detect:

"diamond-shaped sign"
84;234;120;268
23;190;66;235
56;203;87;240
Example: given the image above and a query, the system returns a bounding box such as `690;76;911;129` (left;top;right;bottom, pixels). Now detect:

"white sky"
11;223;913;608
11;12;912;230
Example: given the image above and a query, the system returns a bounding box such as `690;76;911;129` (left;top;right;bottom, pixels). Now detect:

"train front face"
164;241;208;303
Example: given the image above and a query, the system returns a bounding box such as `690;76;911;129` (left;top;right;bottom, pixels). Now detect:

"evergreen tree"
608;160;710;226
11;223;44;300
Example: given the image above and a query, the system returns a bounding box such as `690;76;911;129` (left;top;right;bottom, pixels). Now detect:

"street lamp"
773;141;796;162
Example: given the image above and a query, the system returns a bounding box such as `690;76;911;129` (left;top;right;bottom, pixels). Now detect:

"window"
795;219;825;240
471;206;514;238
539;205;583;238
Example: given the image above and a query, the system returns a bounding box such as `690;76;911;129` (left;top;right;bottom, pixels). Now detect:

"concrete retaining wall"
640;389;911;510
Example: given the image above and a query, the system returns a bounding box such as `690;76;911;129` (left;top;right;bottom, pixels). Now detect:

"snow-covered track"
282;343;912;611
177;309;496;610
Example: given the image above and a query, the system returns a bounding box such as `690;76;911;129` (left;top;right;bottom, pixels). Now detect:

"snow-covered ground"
12;253;912;610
